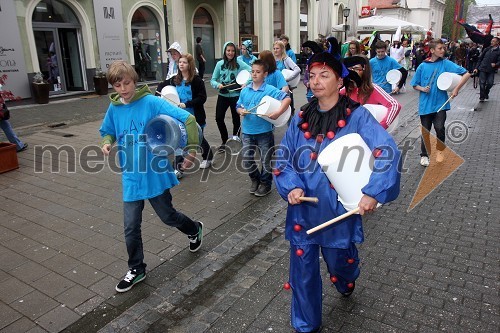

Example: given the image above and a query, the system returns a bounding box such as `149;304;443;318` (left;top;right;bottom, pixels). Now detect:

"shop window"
273;0;284;39
33;0;79;23
131;7;162;81
238;0;254;35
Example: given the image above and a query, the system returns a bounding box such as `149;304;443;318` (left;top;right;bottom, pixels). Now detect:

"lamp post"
343;8;350;42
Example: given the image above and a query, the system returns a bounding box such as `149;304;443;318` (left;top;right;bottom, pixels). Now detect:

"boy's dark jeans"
420;110;447;157
123;189;198;272
241;131;275;186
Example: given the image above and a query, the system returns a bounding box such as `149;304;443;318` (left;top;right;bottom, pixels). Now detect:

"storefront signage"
93;0;128;71
0;0;30;98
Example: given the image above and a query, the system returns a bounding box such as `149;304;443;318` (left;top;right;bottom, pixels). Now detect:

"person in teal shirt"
100;60;203;293
238;40;257;66
370;41;408;94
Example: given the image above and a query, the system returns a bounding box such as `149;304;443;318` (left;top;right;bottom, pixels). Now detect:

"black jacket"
156;75;207;126
476;46;500;73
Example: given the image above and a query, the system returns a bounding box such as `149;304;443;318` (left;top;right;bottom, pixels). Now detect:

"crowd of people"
95;24;497;332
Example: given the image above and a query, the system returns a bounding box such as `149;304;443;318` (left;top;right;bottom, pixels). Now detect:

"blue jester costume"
274;52;401;333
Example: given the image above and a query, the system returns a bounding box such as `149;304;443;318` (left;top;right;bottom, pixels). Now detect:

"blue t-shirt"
237;54;257;66
370;56;402;93
265;70;288;90
236;82;289;135
286;49;297;63
411;58;467;115
99;94;192;202
176;80;194;115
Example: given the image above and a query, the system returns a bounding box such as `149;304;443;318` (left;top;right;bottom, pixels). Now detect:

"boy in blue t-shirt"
411;39;470;167
236;60;291;197
99;60;203;293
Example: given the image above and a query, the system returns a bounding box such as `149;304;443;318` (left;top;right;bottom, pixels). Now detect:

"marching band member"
274;51;401;333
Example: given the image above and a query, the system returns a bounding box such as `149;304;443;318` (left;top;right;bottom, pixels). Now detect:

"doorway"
193;8;215;75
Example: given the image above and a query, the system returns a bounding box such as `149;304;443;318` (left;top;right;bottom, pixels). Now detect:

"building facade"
1;0;357;99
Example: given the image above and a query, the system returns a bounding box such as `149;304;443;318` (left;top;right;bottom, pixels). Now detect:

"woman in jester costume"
274;51;401;333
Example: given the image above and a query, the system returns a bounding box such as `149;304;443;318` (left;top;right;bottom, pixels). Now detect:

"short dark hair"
252;59;269;73
375;41;387;50
429;38;444;50
196;37;202;43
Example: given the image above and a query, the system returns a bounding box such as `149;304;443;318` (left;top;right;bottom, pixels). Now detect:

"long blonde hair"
273;41;287;60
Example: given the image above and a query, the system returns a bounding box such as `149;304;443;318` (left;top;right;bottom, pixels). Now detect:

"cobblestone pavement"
1;74;498;333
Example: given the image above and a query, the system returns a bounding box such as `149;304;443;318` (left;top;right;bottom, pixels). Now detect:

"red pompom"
293;224;302;232
330;276;338;283
316;135;324;143
295;248;304;256
346;108;352;116
304;131;312;140
327;131;335;139
273;169;281;176
347;258;355;264
284;282;291;290
337;119;346;128
373;148;382;158
310;152;318;160
299;111;304;118
301;122;309;130
330;183;335;189
347;282;354;289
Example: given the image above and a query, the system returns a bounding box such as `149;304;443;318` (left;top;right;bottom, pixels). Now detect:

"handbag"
0;104;10;120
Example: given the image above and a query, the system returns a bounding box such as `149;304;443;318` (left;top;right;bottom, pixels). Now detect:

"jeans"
123;189;198;272
0;119;24;150
215;95;240;144
479;71;495;100
241;131;275;186
420;110;447;157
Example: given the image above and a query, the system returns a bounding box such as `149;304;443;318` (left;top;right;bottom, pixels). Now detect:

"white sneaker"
174;169;183;179
232;135;240;141
420;156;430;167
199;160;212;169
436;151;444;163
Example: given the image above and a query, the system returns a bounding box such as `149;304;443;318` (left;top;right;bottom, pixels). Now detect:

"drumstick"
245;101;267;113
155;90;179;105
220;82;240;89
435;95;454;113
299;197;319;203
306;207;360;235
229;87;244;91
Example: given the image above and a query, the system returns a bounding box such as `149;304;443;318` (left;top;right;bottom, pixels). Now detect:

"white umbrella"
357;15;425;33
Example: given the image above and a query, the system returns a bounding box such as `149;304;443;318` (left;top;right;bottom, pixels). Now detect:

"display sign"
361;6;371;17
0;0;30;98
93;0;128;71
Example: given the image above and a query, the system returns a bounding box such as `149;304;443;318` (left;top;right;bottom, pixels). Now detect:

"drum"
225;136;243;156
437;72;462;91
145;115;203;156
386;69;402;85
255;96;291;128
281;69;300;88
160;86;180;105
236;70;251;85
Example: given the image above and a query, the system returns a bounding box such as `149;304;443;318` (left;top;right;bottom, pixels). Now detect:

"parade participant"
411;39;470;167
341;55;401;129
156;53;214;171
301;41;324;102
210;42;252;152
458;14;494;48
390;40;406;68
99;60;203;293
370;41;408;94
166;42;182;79
474;36;500;102
258;50;289;91
280;34;297;63
274;40;301;116
238;40;257;66
236;59;291;196
274;51;401;333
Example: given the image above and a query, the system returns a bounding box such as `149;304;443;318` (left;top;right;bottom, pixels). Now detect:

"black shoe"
341;281;355;297
485;95;489;100
479;98;485;102
217;144;226;153
188;221;204;252
115;269;146;293
17;143;28;152
254;183;272;197
249;179;260;194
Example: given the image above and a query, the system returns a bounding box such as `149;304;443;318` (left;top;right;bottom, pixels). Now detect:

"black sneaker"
249;179;260;194
115;269;146;293
188;221;204;252
254;183;272;197
217;144;226;153
17;143;28;152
